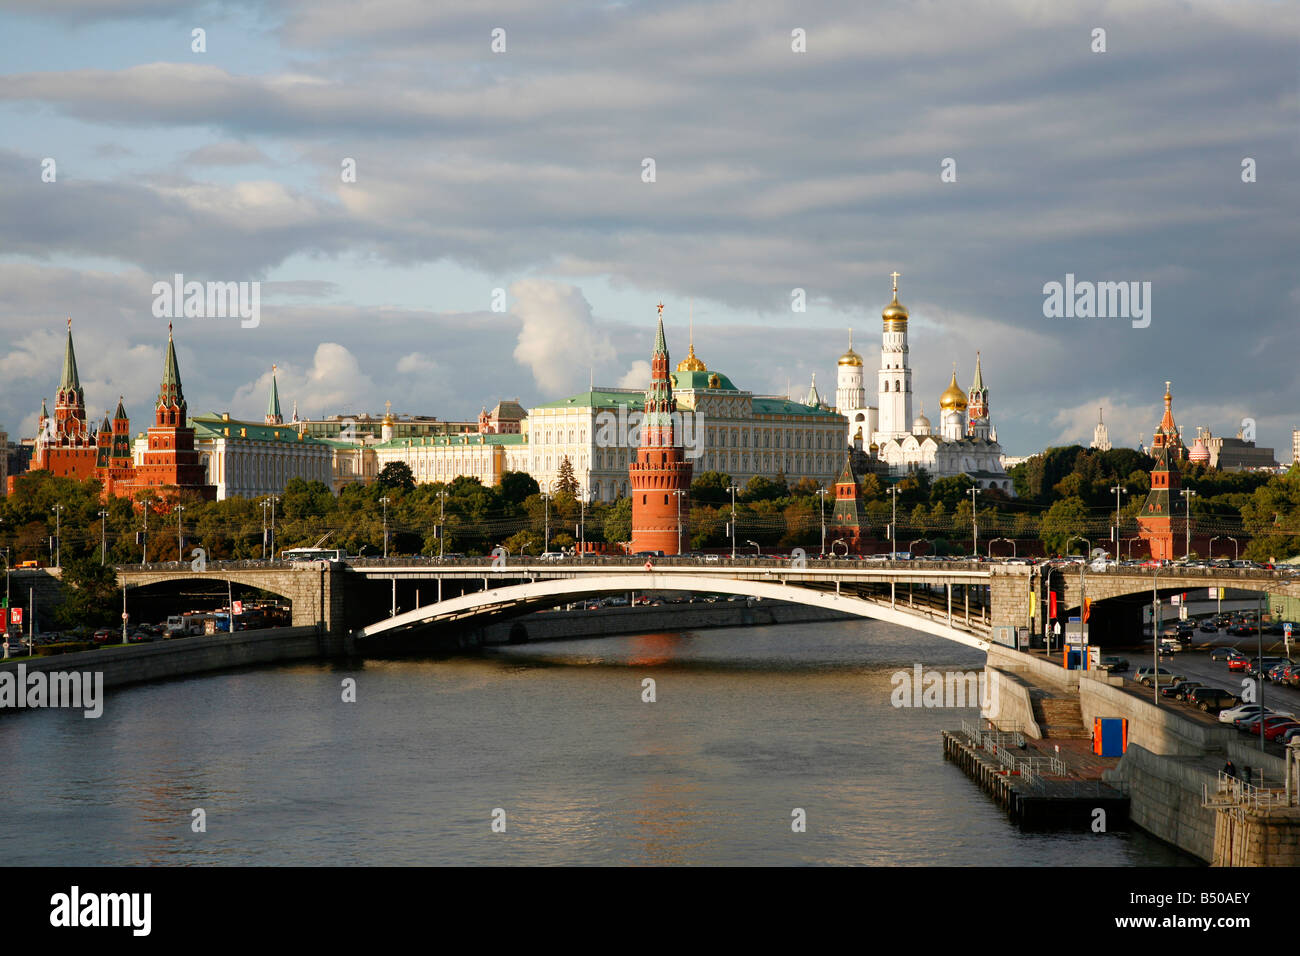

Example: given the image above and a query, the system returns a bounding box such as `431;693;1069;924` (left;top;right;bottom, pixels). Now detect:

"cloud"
618;360;650;390
510;280;615;395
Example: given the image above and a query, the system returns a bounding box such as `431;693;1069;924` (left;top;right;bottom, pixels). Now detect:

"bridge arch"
354;572;991;650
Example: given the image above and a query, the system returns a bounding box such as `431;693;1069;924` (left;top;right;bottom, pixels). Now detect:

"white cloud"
509;280;615;395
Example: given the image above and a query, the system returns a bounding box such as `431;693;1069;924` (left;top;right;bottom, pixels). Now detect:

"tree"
55;557;119;631
1040;496;1090;554
602;498;633;544
377;461;415;491
499;471;539;505
691;470;732;505
555;456;579;495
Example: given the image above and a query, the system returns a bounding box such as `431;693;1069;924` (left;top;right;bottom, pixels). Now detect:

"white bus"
281;548;347;564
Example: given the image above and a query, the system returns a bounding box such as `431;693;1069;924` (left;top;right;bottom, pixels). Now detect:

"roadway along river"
0;618;1193;866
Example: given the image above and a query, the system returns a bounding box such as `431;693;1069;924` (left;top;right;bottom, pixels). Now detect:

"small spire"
848;327;853;349
890;271;901;295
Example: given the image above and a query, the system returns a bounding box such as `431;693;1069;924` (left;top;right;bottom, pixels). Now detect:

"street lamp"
378;496;391;559
1067;536;1091;660
673;489;688;556
98;509;109;565
436;490;449;560
51;503;64;569
887;486;900;559
1125;536;1145;561
967;486;980;558
260;496;279;561
910;537;931;558
746;539;761;557
1109;484;1128;553
174;505;185;563
140;498;154;566
727;483;740;560
831;538;848;557
816;487;829;556
540;491;551;554
1179;489;1197;559
988;537;1015;559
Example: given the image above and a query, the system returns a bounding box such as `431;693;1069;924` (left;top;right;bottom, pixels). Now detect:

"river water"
0;618;1192;865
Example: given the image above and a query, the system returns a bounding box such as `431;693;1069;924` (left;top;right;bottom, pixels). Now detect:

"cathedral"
834;276;1014;495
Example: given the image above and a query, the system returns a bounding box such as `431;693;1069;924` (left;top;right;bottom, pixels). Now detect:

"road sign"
10;608;21;625
1286;623;1293;639
232;600;243;615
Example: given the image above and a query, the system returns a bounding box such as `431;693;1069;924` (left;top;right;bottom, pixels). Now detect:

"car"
1219;703;1274;725
1280;726;1300;745
1209;647;1235;661
1098;656;1129;673
1246;657;1293;678
1189;687;1240;713
1199;621;1219;634
1136;667;1185;687
539;552;567;561
1264;720;1300;742
1238;714;1298;736
1267;663;1292;683
1161;680;1201;699
1228;656;1250;672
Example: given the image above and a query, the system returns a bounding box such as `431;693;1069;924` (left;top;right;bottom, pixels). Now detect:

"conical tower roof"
971;351;985;390
266;365;282;423
114;396;128;421
161;323;182;389
59;317;81;393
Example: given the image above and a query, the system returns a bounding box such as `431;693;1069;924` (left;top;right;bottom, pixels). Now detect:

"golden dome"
939;369;967;411
882;294;909;324
838;328;862;366
676;343;707;373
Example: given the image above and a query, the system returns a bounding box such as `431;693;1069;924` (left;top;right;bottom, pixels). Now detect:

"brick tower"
130;324;216;500
1137;381;1185;561
829;454;865;553
629;304;693;554
31;318;98;480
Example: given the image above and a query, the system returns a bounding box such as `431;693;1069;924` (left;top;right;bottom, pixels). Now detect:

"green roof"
374;432;526;450
751;397;840;417
59;325;81;393
191;414;329;445
536;389;645;410
161;329;182;388
670;370;740;392
266;373;281;420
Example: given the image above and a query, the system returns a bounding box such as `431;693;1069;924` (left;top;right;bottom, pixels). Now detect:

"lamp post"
437;490;448;560
832;538;847;557
174;505;185;563
746;539;761;557
268;496;279;560
1;547;10;642
578;491;588;560
51;503;63;569
816;487;829;556
1125;536;1144;561
887;486;900;559
1227;536;1239;562
1152;564;1161;706
1068;536;1091;660
140;498;153;566
910;537;931;558
1180;489;1197;559
673;489;688;556
541;491;551;554
988;537;1015;559
98;509;109;565
1110;484;1128;554
967;487;980;558
727;483;740;560
379;496;391;558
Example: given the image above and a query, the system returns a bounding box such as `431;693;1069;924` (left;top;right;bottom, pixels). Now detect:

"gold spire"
383;399;394;424
675;300;707;372
838;326;863;367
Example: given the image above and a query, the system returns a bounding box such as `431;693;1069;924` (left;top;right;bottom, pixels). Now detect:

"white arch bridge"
350;563;1018;651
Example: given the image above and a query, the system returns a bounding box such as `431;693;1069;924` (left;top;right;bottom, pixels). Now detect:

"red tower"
629;304;693;554
30;318;98;480
128;325;216;501
829;454;865;553
1137;381;1186;561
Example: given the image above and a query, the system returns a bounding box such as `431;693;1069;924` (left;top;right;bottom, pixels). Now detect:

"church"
834;276;1014;495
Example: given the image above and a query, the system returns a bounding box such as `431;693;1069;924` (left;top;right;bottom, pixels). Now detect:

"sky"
0;0;1297;458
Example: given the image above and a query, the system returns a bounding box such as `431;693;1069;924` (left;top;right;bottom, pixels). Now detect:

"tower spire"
266;364;283;425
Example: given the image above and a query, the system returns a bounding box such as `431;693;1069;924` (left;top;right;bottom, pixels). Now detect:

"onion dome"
1189;431;1209;464
940;368;967;411
838;328;863;367
912;403;932;433
676;342;707;373
882;272;909;330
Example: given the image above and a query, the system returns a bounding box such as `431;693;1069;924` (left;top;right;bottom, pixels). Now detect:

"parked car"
1098;656;1129;673
1264;720;1300;742
1189;687;1239;713
1219;703;1272;725
1136;667;1185;687
1238;714;1299;736
1161;681;1201;699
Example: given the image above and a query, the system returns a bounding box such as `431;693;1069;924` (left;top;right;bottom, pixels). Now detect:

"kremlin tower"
130;324;216;500
629;304;693;554
1137;382;1186;561
30;319;98;480
966;351;990;440
874;272;913;442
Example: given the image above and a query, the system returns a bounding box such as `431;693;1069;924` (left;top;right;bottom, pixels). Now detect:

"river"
0;617;1193;865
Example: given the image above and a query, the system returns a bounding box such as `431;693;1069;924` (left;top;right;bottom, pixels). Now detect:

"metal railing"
1203;770;1289;815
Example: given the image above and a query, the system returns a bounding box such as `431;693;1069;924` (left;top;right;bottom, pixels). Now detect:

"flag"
1083;597;1092;622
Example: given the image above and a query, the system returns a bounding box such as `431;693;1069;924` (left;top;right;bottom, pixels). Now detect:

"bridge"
108;558;1300;650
